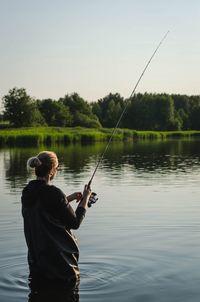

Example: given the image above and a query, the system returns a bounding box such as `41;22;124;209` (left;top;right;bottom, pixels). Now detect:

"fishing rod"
87;31;169;206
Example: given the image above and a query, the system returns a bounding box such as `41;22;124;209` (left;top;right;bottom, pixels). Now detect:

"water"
0;140;200;302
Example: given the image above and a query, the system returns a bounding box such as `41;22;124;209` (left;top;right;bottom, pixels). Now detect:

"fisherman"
21;151;91;301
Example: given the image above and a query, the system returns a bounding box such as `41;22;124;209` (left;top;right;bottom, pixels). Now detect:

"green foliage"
0;127;111;146
190;106;200;130
60;93;90;114
59;93;101;128
0;127;200;147
74;112;102;128
2;88;200;131
94;92;200;131
3;88;45;127
38;99;72;126
92;93;124;127
177;109;188;130
123;94;181;131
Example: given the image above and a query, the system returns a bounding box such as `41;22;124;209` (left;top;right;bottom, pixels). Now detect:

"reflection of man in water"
28;287;79;302
21;151;91;301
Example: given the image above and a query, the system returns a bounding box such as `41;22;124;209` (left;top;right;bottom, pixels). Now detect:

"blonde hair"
27;151;58;177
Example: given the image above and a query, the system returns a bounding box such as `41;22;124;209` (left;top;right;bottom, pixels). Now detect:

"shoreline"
0;127;200;146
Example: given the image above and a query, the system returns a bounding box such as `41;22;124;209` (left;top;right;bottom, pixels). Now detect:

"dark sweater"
21;180;86;290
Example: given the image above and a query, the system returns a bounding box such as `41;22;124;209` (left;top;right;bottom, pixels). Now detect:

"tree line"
1;87;200;130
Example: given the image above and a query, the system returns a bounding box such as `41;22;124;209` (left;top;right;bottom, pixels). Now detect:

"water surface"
0;140;200;302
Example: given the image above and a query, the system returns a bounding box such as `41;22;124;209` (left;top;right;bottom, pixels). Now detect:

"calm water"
0;140;200;302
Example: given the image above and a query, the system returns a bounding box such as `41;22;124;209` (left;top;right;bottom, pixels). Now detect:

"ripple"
79;254;151;296
0;255;28;300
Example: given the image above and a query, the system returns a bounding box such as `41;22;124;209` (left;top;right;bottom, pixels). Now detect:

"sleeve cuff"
76;206;86;217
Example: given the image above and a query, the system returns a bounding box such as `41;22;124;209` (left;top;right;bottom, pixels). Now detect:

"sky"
0;0;200;103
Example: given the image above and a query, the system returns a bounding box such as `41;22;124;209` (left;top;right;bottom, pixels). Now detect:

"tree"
60;93;101;127
74;112;101;128
3;88;45;127
60;93;91;115
177;108;188;130
91;102;102;120
93;93;124;127
38;99;72;126
190;106;200;130
172;94;190;113
123;93;181;130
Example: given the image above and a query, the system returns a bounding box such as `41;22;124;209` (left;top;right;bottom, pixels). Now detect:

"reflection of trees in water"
56;143;104;173
101;140;200;173
3;147;39;190
2;144;106;190
2;140;200;190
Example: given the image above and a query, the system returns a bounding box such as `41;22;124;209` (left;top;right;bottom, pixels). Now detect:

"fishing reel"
88;192;98;207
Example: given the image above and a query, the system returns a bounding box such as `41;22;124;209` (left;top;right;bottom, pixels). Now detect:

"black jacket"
21;180;86;289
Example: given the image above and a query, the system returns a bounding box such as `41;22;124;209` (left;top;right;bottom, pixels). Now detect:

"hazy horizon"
1;0;200;103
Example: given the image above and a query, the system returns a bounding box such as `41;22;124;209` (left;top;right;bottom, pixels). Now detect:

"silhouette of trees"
2;88;200;130
3;88;45;127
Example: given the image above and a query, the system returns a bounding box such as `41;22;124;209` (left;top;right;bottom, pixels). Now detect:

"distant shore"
0;127;200;147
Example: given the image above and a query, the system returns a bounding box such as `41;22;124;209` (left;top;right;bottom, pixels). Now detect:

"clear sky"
0;0;200;103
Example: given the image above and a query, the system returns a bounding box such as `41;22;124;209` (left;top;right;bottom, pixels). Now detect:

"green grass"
0;127;200;146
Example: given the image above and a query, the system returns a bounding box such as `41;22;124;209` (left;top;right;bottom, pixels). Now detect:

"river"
0;140;200;302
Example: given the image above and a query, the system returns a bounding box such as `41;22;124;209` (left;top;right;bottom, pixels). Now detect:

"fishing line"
88;31;169;189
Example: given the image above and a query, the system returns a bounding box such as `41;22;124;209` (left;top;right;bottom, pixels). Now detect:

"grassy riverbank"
0;127;200;146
